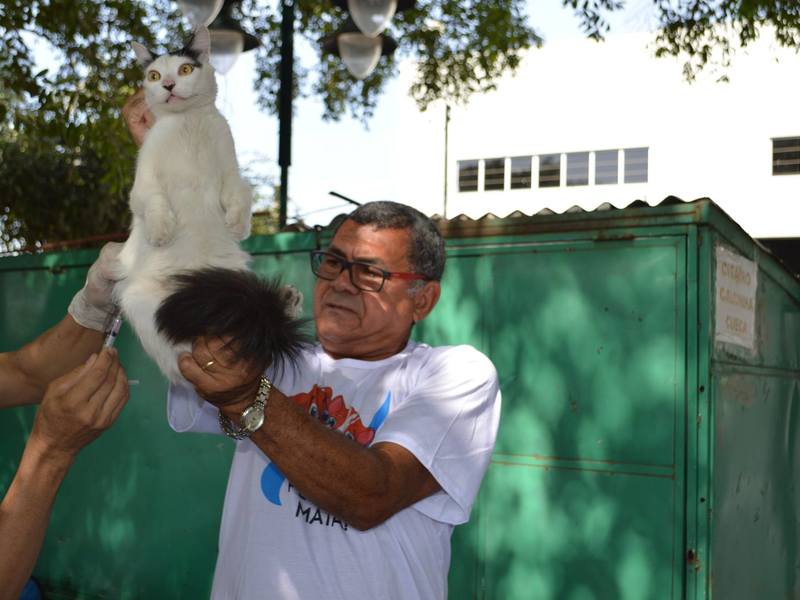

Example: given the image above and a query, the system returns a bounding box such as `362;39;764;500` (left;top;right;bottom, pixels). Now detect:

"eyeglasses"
310;250;427;292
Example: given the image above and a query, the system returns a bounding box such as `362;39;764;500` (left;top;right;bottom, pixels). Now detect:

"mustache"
324;294;361;313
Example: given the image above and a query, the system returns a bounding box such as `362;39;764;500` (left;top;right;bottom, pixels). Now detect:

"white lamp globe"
178;0;225;26
209;29;244;75
346;0;398;38
337;33;382;79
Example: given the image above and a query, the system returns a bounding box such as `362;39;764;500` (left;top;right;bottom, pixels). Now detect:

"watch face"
241;406;265;432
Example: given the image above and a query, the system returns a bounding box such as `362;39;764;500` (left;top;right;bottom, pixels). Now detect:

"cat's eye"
147;70;161;82
178;63;194;76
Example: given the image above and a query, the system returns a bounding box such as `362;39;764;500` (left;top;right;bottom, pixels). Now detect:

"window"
773;137;800;175
538;154;560;188
510;156;532;189
458;160;479;192
595;150;618;185
484;158;505;191
566;152;589;186
624;147;648;183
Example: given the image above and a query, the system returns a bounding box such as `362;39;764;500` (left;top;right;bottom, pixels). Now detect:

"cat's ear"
132;42;154;67
189;26;211;61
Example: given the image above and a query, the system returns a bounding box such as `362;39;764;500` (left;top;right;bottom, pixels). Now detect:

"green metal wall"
0;234;318;599
700;219;800;600
1;200;797;599
422;233;689;599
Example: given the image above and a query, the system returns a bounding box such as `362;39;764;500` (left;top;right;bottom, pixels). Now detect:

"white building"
443;30;800;238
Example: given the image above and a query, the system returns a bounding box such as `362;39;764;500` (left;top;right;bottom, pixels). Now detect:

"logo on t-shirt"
260;386;391;507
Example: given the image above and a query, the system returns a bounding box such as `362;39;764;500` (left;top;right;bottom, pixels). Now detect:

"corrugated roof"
431;195;690;225
427;195;713;239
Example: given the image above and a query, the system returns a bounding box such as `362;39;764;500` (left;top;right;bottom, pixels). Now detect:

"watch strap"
219;376;272;440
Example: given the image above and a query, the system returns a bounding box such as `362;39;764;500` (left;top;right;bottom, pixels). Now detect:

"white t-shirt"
168;341;501;600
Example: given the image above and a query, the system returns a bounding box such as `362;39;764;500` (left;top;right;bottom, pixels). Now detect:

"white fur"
115;28;252;383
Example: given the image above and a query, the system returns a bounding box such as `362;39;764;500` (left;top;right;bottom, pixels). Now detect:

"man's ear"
132;42;154;67
411;281;441;324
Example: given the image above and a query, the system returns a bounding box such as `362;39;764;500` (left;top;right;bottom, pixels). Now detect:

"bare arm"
179;339;441;531
0;349;129;600
0;242;122;408
0;315;103;408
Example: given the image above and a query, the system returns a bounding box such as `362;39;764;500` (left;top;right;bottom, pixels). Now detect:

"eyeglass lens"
313;253;386;292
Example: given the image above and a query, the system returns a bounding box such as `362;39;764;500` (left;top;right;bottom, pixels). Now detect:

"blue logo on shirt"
260;390;392;505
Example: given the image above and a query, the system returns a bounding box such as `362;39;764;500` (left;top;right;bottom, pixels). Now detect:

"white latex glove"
67;242;124;331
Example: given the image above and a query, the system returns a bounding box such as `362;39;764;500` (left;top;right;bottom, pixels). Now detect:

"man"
0;245;129;598
167;201;502;599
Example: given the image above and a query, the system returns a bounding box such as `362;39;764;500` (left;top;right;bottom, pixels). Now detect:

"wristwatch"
219;376;272;440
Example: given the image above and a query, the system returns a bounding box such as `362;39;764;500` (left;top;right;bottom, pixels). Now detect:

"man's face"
313;220;439;361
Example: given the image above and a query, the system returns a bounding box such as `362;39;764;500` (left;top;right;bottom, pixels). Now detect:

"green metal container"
0;199;797;598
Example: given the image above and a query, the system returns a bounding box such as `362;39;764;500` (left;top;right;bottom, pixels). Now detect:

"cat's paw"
224;205;252;241
144;208;177;246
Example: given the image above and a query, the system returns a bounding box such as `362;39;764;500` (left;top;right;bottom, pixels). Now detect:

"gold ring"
203;360;215;371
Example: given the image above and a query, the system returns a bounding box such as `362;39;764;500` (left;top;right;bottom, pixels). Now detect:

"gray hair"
336;201;446;281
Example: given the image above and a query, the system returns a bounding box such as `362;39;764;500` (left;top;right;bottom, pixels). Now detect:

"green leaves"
567;1;800;80
245;0;539;120
4;0;798;248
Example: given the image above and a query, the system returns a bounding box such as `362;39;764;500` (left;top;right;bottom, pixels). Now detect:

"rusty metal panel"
419;236;688;599
711;373;799;599
708;225;800;600
2;199;798;599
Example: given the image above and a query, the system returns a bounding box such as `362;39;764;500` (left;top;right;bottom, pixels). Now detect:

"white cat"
114;27;277;384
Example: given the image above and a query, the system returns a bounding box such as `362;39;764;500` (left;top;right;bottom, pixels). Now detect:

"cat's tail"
155;267;308;376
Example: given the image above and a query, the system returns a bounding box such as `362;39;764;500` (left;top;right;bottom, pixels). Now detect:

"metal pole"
328;190;362;207
278;0;295;228
443;103;450;219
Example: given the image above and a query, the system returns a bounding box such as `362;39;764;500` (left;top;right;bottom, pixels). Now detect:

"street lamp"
276;0;415;228
320;18;397;80
331;0;415;36
346;0;398;38
322;0;413;79
207;0;261;75
177;0;224;26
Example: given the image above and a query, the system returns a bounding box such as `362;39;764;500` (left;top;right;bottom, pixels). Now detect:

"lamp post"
207;0;261;75
320;18;398;80
178;0;260;75
278;0;294;228
177;0;225;26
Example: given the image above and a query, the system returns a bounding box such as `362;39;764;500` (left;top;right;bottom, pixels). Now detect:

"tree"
566;0;800;80
0;0;181;250
2;0;799;248
0;0;538;248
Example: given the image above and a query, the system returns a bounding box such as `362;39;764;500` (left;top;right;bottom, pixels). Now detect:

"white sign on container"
715;246;757;349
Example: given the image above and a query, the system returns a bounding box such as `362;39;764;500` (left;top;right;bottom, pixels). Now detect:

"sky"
218;0;659;227
22;0;660;228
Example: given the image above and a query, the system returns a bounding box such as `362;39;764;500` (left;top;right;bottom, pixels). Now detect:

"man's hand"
122;89;155;148
67;242;124;332
29;348;129;463
179;336;263;411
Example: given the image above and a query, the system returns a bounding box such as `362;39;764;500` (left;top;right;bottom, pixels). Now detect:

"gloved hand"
67;242;124;331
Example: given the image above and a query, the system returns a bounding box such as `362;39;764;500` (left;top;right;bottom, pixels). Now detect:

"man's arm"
0;349;129;600
244;389;439;531
0;317;103;408
0;242;123;409
178;339;441;531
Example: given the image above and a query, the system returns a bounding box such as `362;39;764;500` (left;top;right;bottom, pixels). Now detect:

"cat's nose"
163;81;176;92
